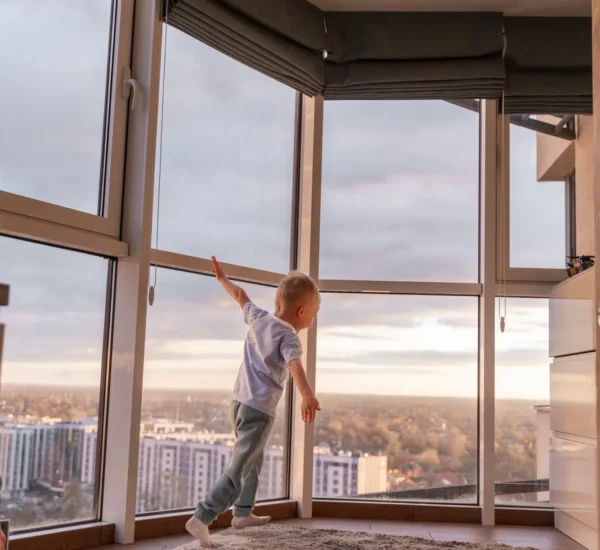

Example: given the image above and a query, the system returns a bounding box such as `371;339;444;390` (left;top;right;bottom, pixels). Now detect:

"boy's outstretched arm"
211;256;250;309
289;359;320;423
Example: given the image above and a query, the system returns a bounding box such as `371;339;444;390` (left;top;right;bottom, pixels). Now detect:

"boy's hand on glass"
211;256;226;282
301;394;321;423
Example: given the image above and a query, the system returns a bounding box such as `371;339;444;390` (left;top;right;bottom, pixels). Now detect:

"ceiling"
308;0;591;17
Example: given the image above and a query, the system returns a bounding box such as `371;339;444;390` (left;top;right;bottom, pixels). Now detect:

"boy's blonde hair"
275;271;319;313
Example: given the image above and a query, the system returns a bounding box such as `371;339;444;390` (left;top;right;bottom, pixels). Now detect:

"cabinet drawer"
550;268;595;357
550;436;597;530
551;353;596;439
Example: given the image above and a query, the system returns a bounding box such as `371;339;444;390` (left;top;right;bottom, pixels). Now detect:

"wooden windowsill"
10;522;114;550
6;500;553;550
135;500;298;540
314;500;554;527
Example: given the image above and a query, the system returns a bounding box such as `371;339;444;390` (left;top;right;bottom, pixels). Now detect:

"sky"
0;2;564;403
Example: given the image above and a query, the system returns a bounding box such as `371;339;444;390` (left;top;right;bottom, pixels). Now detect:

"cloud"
317;293;478;329
0;9;555;398
319;350;477;368
0;1;112;213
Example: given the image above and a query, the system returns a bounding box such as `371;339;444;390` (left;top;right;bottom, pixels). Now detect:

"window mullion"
101;0;163;543
290;94;323;518
480;99;498;525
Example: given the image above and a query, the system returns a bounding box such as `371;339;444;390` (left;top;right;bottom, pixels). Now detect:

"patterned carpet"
170;524;537;549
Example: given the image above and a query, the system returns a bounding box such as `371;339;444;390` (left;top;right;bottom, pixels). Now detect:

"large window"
315;294;479;503
0;237;110;530
319;100;479;283
495;298;550;506
509;125;566;270
138;269;288;514
0;1;114;214
153;30;296;273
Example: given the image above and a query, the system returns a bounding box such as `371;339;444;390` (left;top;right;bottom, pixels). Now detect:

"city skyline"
0;413;387;514
0;386;544;529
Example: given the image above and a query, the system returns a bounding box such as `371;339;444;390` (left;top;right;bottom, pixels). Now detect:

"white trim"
101;0;162;543
0;210;128;257
495;283;554;298
102;0;135;236
290;94;323;519
496;115;510;286
497;116;567;285
504;267;566;284
0;191;116;236
150;249;284;286
318;279;482;296
0;0;134;239
479;99;497;526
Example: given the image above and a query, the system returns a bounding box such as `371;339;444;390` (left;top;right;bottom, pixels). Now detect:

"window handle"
121;66;139;110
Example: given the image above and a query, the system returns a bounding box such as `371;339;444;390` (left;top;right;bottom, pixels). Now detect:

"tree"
61;480;91;521
418;448;441;471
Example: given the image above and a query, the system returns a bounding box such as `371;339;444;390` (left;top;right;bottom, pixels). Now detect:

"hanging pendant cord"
498;92;507;332
149;7;169;305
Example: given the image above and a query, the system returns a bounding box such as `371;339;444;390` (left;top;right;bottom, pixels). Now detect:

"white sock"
232;514;271;529
186;516;213;548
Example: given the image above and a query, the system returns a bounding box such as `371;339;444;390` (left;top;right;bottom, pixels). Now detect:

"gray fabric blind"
164;0;327;96
325;12;504;63
164;2;593;111
164;2;504;100
323;12;504;100
504;17;593;114
325;56;504;100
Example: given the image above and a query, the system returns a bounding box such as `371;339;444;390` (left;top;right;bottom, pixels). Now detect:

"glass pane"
319;101;479;282
0;1;113;214
495;298;550;506
315;294;479;503
138;269;287;514
154;29;295;273
510;125;566;269
0;237;109;530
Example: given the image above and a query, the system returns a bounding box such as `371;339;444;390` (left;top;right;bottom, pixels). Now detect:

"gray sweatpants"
194;401;275;525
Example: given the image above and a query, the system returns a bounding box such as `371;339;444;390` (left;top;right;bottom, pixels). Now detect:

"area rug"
170;524;537;549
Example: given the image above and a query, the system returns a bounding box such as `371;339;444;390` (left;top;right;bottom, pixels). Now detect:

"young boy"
186;256;321;547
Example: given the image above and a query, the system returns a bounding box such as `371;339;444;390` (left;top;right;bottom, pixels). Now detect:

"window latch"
121;66;139;110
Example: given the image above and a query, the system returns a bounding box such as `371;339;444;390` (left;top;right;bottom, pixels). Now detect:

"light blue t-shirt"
233;302;303;417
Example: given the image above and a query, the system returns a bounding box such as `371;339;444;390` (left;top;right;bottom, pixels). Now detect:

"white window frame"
106;11;304;535
149;250;284;287
318;279;481;296
313;99;486;514
496;116;568;285
1;2;565;540
479;100;497;526
0;0;133;241
0;209;128;258
311;100;556;525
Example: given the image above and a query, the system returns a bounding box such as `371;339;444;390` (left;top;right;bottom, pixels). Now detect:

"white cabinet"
550;267;597;550
551;436;597;530
549;268;595;358
551;353;596;440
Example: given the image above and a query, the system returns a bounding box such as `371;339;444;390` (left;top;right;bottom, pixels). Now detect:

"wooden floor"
97;518;586;549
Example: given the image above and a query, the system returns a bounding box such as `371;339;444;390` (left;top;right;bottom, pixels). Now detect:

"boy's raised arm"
211;256;250;309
